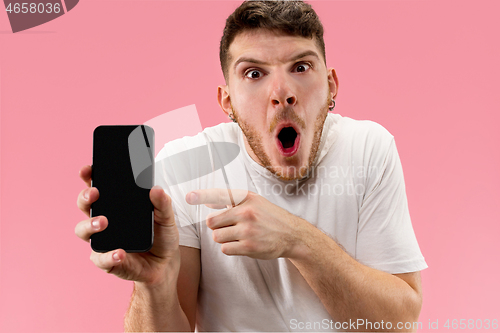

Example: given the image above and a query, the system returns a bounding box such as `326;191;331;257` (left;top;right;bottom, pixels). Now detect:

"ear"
327;68;339;101
217;85;232;117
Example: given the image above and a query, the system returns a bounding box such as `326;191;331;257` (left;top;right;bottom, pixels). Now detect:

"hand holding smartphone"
90;125;155;253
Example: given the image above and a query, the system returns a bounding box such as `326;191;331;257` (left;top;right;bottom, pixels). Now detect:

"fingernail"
83;188;90;200
113;252;121;262
189;192;198;203
91;218;100;230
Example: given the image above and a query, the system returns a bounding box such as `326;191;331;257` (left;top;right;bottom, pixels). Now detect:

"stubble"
232;96;330;181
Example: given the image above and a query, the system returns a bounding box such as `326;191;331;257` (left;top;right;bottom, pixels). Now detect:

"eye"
244;69;264;79
293;62;311;73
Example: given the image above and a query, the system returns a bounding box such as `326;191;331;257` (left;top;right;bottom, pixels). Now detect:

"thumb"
150;186;176;227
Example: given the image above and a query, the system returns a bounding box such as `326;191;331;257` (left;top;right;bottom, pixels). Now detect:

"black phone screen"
90;125;155;253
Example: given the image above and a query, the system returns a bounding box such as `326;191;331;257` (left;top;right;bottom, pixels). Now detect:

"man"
76;1;427;331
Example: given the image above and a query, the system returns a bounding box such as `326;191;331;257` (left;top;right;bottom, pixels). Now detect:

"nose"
270;71;297;108
272;95;296;107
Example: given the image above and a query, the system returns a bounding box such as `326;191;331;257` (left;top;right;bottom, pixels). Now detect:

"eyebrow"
233;50;320;71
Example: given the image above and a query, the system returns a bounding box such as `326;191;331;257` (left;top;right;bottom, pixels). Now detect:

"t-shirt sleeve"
171;195;201;250
356;137;427;274
155;142;201;250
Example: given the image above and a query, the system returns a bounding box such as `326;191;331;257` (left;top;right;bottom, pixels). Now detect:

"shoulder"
156;122;240;159
340;116;394;142
203;121;241;143
335;115;395;155
329;115;398;173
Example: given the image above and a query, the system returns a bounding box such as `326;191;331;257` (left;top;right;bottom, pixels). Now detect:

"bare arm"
124;246;201;332
289;220;422;332
125;266;189;332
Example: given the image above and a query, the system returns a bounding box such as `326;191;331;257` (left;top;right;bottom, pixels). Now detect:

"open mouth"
276;126;300;157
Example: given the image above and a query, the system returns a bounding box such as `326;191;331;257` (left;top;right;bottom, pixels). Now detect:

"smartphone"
90;125;155;253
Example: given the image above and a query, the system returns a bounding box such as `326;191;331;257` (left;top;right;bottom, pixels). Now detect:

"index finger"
79;165;92;188
186;188;249;207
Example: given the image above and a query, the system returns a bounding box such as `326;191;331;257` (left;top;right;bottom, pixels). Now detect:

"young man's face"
218;28;338;180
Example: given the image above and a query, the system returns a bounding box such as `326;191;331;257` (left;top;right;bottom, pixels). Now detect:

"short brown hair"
219;0;326;82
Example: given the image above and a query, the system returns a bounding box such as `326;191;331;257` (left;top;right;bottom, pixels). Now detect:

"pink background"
1;0;499;332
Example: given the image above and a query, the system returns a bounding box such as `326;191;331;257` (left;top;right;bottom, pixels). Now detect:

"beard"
232;95;330;181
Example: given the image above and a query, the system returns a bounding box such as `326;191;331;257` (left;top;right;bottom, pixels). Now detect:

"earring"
228;113;237;123
329;99;336;111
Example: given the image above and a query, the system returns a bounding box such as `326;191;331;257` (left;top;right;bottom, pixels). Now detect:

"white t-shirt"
155;113;428;332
